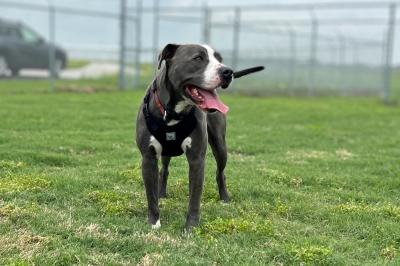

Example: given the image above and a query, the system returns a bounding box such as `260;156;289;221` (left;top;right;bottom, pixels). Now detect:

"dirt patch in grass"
228;151;256;162
335;149;354;160
0;229;49;260
286;149;355;164
138;253;163;266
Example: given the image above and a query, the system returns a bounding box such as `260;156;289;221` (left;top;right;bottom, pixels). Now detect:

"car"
0;18;67;77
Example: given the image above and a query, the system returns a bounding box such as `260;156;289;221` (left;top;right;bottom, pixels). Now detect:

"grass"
0;83;400;265
66;59;90;69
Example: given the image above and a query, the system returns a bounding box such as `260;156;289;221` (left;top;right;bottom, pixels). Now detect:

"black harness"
142;82;197;157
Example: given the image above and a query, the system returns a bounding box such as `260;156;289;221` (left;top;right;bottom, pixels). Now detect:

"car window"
0;26;19;38
20;27;41;43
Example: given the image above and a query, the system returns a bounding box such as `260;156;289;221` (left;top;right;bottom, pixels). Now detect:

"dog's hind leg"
159;156;170;198
207;112;230;202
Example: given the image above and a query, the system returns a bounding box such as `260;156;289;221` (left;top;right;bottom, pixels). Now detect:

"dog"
136;43;233;230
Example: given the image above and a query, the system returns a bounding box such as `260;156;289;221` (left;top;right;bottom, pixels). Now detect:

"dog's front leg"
185;152;205;230
142;153;160;229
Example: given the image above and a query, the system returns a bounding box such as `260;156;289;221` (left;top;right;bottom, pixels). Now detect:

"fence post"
352;41;359;65
232;7;241;70
202;5;211;44
338;34;346;95
383;3;397;103
134;0;142;88
289;28;297;91
48;3;56;92
153;0;160;71
308;13;318;96
118;0;127;90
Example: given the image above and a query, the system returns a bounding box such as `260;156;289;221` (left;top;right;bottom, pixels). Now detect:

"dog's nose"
218;67;233;80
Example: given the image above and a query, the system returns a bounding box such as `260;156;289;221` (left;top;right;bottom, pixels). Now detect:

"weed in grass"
88;190;145;215
0;160;25;178
291;245;333;264
334;202;400;220
0;174;50;193
0;160;25;172
274;199;290;217
117;164;142;184
88;190;131;215
381;245;398;261
0;202;38;220
195;217;273;238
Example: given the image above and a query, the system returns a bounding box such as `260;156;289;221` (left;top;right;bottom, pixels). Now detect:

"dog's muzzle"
218;67;233;89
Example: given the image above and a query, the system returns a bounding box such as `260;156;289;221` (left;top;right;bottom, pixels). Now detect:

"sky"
1;0;398;64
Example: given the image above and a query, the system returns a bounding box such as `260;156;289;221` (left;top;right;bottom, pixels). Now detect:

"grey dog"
136;43;233;230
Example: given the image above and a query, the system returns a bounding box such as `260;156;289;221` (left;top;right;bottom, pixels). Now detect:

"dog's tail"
233;66;264;79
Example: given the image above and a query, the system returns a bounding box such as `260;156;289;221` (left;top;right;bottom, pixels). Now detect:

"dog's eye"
193;55;203;61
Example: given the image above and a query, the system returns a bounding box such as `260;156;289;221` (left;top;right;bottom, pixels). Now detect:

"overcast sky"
1;0;398;64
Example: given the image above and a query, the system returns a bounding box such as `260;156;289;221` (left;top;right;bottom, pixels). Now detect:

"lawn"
0;84;400;264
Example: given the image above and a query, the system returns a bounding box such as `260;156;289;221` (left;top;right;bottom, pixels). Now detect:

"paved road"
18;62;133;79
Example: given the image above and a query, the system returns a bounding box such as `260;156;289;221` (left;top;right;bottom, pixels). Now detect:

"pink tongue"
197;89;229;114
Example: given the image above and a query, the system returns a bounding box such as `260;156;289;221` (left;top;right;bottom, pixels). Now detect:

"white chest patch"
181;137;192;153
175;99;191;113
149;136;162;157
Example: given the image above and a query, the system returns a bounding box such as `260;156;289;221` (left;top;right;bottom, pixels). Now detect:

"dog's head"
158;43;232;114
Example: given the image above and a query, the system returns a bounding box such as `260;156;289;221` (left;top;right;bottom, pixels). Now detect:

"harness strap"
153;88;166;118
150;80;187;122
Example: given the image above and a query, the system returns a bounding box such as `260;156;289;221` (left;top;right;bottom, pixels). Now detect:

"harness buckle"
163;110;167;121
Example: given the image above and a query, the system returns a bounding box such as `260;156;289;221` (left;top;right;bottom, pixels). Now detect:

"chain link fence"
0;0;398;101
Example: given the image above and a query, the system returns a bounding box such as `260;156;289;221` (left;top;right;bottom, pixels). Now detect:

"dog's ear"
158;44;180;70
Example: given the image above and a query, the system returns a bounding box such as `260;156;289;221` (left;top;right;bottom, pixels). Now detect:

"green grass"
0;85;400;264
66;59;90;69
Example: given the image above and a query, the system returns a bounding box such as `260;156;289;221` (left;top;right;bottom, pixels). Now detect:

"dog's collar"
150;80;189;123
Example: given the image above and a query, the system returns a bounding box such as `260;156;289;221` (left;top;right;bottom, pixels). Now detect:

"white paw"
151;219;161;230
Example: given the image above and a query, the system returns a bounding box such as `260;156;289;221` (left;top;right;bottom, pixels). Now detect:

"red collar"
152;87;166;118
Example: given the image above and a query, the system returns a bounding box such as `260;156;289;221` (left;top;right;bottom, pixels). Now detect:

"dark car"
0;18;67;77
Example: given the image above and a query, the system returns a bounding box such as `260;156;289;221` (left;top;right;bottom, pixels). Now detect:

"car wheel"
10;67;20;77
0;56;9;76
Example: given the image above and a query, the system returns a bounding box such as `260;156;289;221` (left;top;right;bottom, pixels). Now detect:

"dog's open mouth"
185;85;229;114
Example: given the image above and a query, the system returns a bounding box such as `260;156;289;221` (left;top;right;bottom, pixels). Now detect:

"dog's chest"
144;106;197;157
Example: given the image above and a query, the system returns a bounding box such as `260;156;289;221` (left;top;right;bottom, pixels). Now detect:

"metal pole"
289;28;297;91
153;0;160;71
48;3;55;92
338;34;346;95
118;0;127;90
383;3;396;103
308;13;318;96
353;41;359;65
232;7;241;70
203;5;211;43
134;0;142;88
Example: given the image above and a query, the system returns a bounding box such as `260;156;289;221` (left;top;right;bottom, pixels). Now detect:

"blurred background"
0;0;399;101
